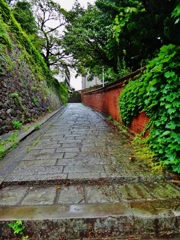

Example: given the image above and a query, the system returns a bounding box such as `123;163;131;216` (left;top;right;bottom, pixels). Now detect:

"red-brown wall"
81;69;149;135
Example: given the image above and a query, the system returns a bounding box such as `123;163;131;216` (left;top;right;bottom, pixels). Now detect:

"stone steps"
0;181;180;239
0;201;179;239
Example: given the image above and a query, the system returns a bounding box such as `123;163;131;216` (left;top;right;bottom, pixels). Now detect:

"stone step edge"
0;202;179;221
0;203;180;239
1;175;166;188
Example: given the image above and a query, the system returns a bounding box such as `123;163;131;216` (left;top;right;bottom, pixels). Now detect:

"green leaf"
149;86;156;92
162;131;170;136
150;79;158;86
175;18;180;24
164;71;175;78
153;65;162;72
172;4;180;18
165;122;176;130
165;94;174;102
172;164;180;173
165;103;171;109
167;107;176;114
172;100;180;107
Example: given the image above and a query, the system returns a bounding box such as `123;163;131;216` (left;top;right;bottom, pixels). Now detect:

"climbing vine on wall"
118;75;145;126
119;44;180;174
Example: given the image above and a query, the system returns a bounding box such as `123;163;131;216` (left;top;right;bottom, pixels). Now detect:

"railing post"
102;66;104;87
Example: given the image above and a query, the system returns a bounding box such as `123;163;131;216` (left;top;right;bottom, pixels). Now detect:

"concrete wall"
81;69;149;135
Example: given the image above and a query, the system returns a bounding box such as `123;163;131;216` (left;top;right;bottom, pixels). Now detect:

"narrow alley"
0;104;180;239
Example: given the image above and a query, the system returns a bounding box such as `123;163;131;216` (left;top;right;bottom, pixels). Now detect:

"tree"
12;0;37;35
111;0;178;69
30;0;70;73
63;0;179;80
62;0;146;80
5;0;16;5
62;1;120;81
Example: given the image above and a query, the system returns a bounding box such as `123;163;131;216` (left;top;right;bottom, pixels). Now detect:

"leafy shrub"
119;44;180;174
0;143;5;160
71;91;81;98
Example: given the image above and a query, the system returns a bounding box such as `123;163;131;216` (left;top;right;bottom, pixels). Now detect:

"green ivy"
119;76;145;125
119;44;180;174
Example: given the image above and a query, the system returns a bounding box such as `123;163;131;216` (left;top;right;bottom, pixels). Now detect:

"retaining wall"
81;69;149;135
0;45;61;135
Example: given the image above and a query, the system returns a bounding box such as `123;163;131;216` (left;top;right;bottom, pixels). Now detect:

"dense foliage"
119;1;180;174
120;44;180;174
12;0;37;35
109;0;179;69
62;0;179;80
62;1;132;81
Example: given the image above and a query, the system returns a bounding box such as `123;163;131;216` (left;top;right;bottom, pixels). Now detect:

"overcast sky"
57;0;95;10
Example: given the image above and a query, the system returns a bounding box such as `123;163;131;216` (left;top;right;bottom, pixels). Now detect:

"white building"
82;76;102;90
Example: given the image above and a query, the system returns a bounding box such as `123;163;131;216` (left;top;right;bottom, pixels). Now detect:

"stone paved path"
0;103;180;239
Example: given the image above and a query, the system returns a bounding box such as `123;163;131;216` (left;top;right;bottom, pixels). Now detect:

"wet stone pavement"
0;103;180;240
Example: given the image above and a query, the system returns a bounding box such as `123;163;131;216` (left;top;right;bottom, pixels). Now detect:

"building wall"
82;76;102;89
81;69;149;135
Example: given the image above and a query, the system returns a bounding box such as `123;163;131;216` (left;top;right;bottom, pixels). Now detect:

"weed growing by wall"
0;131;19;159
10;92;27;112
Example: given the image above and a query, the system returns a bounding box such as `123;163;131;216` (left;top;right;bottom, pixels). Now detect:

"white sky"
56;0;96;90
57;0;95;10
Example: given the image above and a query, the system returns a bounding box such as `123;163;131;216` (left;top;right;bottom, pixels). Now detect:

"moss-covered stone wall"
0;0;63;135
